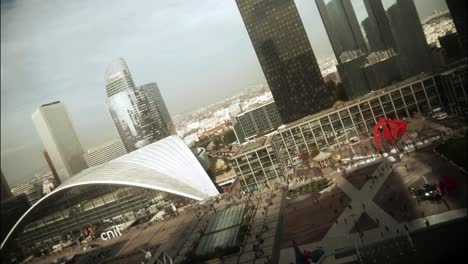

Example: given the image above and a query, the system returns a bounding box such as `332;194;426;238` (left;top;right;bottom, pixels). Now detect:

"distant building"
235;0;332;124
233;101;282;143
11;183;42;206
1;169;13;201
105;58;176;152
43;150;61;186
32;101;87;182
191;147;211;171
445;0;466;51
84;138;127;167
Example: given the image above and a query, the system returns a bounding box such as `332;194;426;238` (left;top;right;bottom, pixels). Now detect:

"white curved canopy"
1;136;218;249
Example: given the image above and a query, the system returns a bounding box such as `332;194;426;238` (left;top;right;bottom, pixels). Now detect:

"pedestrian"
375;218;379;224
404;224;408;231
385;225;389;232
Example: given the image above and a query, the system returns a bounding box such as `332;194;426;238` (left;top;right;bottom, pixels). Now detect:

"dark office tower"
362;0;395;50
235;0;331;124
1;169;13;201
1;194;30;243
445;0;466;51
439;32;466;64
316;0;366;56
43;150;61;186
383;0;432;77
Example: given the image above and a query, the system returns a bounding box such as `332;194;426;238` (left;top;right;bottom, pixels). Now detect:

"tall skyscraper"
43;149;61;186
383;0;432;77
105;58;136;97
316;0;431;99
235;0;332;124
445;0;466;52
1;169;13;201
105;58;176;152
32;101;87;182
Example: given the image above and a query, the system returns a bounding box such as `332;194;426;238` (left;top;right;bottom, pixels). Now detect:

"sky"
1;0;448;186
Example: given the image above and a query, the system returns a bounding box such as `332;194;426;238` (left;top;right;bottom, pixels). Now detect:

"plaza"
5;116;467;264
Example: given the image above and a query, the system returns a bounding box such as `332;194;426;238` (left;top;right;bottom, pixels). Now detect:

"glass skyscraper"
235;0;333;124
316;0;431;99
445;0;466;52
105;58;176;152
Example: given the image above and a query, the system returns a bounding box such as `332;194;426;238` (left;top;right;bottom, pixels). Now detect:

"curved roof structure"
1;136;219;249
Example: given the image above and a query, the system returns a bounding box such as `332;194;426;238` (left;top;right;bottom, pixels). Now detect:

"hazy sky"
1;0;448;185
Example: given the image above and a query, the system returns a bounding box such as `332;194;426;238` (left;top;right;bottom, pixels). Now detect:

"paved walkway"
279;154;467;263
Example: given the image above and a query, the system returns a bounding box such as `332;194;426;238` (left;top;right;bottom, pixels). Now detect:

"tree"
223;130;237;145
324;81;348;102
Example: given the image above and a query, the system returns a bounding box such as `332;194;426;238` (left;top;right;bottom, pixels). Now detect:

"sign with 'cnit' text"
100;226;123;240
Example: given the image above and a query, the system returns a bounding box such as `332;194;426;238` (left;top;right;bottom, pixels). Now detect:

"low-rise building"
231;65;467;191
83;138;127;167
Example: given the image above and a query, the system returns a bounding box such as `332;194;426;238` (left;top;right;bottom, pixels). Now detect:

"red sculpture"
373;117;407;152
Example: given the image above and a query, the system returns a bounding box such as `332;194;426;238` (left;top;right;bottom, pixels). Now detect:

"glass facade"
315;0;431;99
6;185;192;255
272;76;442;165
236;0;332;124
435;65;468;115
105;59;175;152
231;74;450;189
232;139;283;192
235;101;282;141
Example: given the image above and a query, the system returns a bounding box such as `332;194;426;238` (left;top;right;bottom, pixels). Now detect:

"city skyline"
1;0;449;185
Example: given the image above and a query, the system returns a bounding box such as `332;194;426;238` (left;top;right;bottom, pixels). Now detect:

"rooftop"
233;132;275;158
86;138;123;153
40;101;61;107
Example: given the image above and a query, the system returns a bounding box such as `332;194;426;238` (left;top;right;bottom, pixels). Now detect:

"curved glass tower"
105;58;176;152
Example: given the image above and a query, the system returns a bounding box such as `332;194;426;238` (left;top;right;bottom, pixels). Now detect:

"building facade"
11;183;43;206
32;102;87;182
445;0;466;52
435;63;468;116
105;58;135;97
1;136;218;256
316;0;432;99
43;150;61;186
235;0;332;124
233;101;282;142
1;169;12;201
232;136;283;192
105;59;176;152
84;138;127;167
230;69;465;191
1;194;30;244
272;74;442;166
